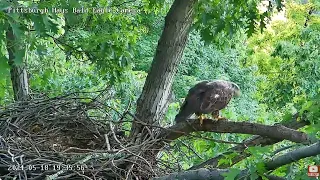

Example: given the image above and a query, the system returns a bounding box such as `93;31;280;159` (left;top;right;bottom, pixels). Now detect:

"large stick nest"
0;93;171;180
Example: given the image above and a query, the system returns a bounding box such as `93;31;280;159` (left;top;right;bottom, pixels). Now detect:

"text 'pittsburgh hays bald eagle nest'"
175;80;241;124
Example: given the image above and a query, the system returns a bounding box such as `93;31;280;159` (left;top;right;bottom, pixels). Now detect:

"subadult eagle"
175;80;241;125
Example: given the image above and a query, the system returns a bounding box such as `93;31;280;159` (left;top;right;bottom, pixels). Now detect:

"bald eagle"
175;80;241;124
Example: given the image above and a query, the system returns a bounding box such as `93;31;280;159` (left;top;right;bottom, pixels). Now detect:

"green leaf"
201;27;213;45
222;168;241;180
260;13;267;33
0;54;10;78
256;162;267;174
0;1;11;11
30;15;46;36
14;47;25;65
194;140;207;151
246;146;270;156
299;101;313;114
42;15;59;34
8;21;23;39
282;112;293;122
0;20;7;40
275;0;284;11
215;19;226;35
36;44;48;56
250;172;259;180
217;158;230;167
246;19;256;37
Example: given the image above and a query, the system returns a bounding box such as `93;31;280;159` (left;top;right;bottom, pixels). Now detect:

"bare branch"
154;141;320;180
189;113;310;170
266;141;320;170
153;168;228;180
160;119;310;144
152;168;285;180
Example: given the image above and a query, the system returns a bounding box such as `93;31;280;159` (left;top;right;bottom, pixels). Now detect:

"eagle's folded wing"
200;88;232;112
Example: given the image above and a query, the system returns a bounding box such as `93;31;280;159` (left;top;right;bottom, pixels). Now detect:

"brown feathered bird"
175;80;241;125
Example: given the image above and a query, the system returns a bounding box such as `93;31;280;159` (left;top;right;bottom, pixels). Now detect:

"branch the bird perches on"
160;119;310;144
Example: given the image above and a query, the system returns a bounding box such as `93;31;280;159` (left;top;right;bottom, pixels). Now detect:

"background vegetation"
0;0;319;179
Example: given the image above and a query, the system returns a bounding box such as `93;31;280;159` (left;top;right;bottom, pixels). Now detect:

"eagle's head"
231;82;241;97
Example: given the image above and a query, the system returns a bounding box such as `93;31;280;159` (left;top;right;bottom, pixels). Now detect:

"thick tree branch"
160;118;310;144
189;113;310;170
154;168;229;180
153;168;285;180
154;141;320;180
265;140;320;170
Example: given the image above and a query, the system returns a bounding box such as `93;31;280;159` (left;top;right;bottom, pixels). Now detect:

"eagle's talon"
217;117;227;120
198;114;205;126
211;112;219;121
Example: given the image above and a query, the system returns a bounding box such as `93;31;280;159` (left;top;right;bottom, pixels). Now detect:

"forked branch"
153;141;320;180
189;113;310;170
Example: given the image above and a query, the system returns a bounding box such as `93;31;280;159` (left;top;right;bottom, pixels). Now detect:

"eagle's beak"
234;90;241;97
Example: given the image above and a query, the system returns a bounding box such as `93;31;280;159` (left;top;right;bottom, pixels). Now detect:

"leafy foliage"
0;0;319;179
246;1;320;124
194;0;285;45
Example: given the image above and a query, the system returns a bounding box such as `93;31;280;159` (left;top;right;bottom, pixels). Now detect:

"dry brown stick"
104;134;111;151
117;98;132;123
125;158;136;180
111;158;126;178
143;126;156;141
73;171;93;180
24;158;62;166
109;122;156;176
54;173;77;180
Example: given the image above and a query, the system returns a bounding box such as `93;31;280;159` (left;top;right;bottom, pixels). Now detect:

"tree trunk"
6;27;29;101
130;0;197;139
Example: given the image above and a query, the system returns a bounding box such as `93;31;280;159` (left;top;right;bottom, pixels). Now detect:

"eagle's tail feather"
175;101;193;123
175;112;192;123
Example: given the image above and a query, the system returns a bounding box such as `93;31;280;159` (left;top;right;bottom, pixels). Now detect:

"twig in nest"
54;172;77;180
45;169;65;180
0;93;170;179
110;158;126;179
92;85;112;102
125;161;135;180
74;171;93;180
118;98;132;123
104;133;111;151
46;153;94;179
109;122;157;176
143;126;156;141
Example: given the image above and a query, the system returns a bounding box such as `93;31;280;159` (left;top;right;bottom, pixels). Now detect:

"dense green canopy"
0;0;319;179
